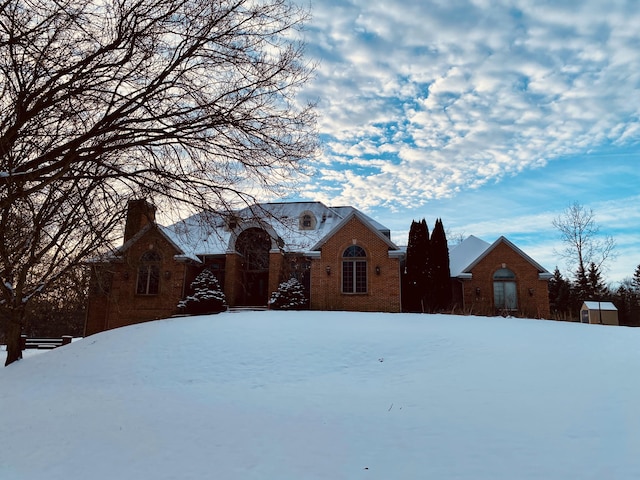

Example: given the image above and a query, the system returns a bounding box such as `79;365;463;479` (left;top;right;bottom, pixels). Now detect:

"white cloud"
297;0;640;208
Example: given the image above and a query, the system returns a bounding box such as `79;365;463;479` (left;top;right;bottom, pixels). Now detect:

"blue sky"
284;0;640;283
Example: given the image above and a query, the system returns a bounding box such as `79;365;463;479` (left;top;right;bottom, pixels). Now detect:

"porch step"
229;306;268;312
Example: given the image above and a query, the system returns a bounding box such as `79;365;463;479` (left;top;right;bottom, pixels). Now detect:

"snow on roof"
583;301;618;311
449;235;551;279
160;202;393;260
449;235;491;277
467;236;551;277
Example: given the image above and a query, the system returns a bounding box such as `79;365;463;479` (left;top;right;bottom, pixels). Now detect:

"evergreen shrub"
178;269;227;315
269;278;308;310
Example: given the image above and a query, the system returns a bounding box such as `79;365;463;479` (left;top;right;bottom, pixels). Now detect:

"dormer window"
226;215;239;230
299;211;316;230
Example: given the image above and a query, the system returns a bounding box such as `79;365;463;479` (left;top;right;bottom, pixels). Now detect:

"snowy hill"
2;311;640;479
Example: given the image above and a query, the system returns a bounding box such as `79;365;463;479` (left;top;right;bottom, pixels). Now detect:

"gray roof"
159;201;395;262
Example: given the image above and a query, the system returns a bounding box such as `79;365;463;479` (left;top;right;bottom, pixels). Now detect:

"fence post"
20;334;27;351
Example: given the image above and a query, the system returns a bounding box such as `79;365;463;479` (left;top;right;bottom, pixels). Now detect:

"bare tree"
552;202;615;280
0;0;317;365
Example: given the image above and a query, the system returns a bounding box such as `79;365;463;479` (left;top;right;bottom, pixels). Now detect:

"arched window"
342;245;367;293
137;251;161;295
493;268;517;310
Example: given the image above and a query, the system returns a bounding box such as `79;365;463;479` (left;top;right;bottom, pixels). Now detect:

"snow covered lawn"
1;311;640;479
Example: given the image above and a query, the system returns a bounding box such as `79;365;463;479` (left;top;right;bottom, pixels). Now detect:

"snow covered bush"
269;278;308;310
178;269;227;315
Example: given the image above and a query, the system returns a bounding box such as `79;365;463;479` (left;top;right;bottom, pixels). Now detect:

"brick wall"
460;241;550;318
85;227;186;335
223;252;242;306
309;216;402;312
268;250;285;301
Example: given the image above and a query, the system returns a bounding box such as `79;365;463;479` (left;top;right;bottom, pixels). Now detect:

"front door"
236;228;271;306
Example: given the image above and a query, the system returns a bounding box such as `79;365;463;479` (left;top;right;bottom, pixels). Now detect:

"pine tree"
548;267;571;319
402;219;430;312
574;262;591;306
430;218;452;311
269;278;308;310
178;269;227;315
587;262;607;298
612;281;640;326
633;264;640;293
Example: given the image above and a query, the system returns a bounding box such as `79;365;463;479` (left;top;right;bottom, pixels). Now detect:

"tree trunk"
4;309;24;366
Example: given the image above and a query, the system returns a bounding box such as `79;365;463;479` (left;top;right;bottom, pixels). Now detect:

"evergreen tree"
548;267;571;319
269;278;308;310
574;263;591;302
613;266;640;326
429;218;451;311
178;269;227;315
612;282;640;326
633;264;640;292
587;262;607;298
402;219;430;312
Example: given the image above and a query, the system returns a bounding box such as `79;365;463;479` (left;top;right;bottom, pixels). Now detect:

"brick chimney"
124;199;156;243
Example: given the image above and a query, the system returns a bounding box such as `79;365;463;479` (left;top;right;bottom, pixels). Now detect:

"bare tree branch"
552;201;616;278
0;0;317;365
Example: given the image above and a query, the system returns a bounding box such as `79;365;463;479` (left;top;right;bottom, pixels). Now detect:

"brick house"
449;235;552;318
85;200;404;335
85;201;553;335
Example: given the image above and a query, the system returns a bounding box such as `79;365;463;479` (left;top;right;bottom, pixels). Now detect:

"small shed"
580;301;619;326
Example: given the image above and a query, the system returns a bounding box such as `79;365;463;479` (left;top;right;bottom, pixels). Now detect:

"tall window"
493;268;517;310
137;251;161;295
342;245;367;293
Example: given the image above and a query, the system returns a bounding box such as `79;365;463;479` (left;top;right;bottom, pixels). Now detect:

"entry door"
236;227;272;306
241;271;269;306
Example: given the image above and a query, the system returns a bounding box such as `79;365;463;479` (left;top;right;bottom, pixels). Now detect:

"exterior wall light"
375;266;381;275
475;287;481;297
164;271;171;279
325;265;331;275
528;288;534;296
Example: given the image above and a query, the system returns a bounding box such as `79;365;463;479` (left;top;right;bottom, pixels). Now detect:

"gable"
465;237;551;277
118;223;184;260
309;210;399;252
449;235;551;281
